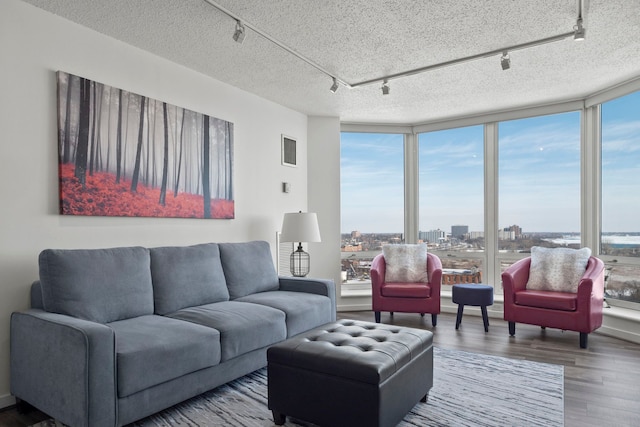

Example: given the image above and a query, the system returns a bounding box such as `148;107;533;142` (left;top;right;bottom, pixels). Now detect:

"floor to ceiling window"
418;126;485;287
498;112;581;267
601;90;640;307
340;132;404;285
339;86;640;312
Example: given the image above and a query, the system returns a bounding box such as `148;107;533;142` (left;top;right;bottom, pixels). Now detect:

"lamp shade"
280;212;321;243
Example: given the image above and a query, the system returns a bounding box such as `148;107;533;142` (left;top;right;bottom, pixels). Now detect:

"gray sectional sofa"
10;241;336;427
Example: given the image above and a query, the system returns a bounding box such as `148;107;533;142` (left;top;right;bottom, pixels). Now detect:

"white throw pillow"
526;246;591;293
383;244;429;283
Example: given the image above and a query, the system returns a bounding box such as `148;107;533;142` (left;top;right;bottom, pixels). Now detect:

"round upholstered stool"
452;284;494;332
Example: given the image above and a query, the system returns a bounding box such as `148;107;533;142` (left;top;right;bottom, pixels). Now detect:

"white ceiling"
20;0;640;124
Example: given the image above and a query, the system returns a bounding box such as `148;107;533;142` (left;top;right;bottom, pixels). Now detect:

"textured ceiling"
19;0;640;124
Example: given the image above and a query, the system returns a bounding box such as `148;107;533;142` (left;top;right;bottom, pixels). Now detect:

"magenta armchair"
502;256;605;349
370;252;442;326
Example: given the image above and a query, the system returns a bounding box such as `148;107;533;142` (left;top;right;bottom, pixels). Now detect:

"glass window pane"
498;112;581;252
419;126;484;285
601;90;640;305
340;133;404;285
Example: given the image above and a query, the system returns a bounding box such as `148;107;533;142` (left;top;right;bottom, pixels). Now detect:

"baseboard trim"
598;323;640;345
337;302;371;311
0;393;16;410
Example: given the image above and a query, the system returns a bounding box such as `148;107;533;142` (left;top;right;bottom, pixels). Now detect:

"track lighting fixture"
574;17;585;41
329;77;339;93
501;52;511;70
233;20;246;43
204;0;586;91
381;79;390;95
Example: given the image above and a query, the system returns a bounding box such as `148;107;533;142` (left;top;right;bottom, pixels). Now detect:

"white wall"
307;117;341;286
0;0;310;406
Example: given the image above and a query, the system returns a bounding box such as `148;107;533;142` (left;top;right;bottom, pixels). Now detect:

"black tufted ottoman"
267;319;434;427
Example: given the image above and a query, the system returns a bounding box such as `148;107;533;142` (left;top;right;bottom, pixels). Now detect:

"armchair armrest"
11;309;116;427
278;276;336;320
501;257;532;299
426;252;442;292
370;254;386;291
577;256;605;298
576;256;605;329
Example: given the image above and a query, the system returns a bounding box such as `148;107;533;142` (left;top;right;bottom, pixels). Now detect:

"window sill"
603;304;640;321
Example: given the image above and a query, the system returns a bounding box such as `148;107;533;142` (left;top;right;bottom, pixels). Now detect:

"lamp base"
290;243;310;277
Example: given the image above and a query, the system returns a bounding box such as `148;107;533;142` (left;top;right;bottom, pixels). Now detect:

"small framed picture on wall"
281;134;297;167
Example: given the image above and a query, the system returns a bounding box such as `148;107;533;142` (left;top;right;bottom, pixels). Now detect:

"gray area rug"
34;347;564;427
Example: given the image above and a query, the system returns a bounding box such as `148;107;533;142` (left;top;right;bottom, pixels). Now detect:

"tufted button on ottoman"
452;283;494;332
267;319;434;427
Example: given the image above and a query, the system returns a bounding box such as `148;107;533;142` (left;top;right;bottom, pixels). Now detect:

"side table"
451;284;494;332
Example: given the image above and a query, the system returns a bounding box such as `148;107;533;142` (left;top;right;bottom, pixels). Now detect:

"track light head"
381;79;390;95
233;20;246;44
574;17;585;41
501;52;511;70
329;77;339;93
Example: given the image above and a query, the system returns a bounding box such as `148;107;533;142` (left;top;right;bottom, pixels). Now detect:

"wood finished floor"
339;311;640;427
0;311;638;427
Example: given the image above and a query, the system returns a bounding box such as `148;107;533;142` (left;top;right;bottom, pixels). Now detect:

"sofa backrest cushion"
150;243;229;315
39;247;154;323
218;241;279;299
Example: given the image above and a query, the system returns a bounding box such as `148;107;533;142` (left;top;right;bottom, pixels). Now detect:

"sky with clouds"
341;91;640;235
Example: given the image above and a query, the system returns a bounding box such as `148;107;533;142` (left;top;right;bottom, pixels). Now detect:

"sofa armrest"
278;276;336;321
11;309;116;427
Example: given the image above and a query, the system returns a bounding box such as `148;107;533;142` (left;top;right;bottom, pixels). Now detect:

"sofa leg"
15;398;34;415
431;314;437;327
272;410;286;425
374;311;381;323
508;321;516;336
420;392;429;403
580;332;588;349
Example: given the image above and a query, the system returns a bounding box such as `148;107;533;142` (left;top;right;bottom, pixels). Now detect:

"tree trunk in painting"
226;121;233;200
202;115;211;219
131;95;146;193
116;88;123;184
89;81;97;176
94;84;104;173
159;102;169;206
174;109;185;197
75;77;90;188
62;74;73;164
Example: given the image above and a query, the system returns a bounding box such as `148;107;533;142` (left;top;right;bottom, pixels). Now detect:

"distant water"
544;235;640;247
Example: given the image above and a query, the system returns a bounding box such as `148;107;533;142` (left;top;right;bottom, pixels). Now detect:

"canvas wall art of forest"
56;71;234;219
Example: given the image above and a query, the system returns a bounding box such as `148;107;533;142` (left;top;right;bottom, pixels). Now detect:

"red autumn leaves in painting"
59;164;234;218
57;72;234;219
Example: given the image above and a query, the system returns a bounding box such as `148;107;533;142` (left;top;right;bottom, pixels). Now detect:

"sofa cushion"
168;301;286;361
108;315;221;398
526;246;591;293
39;247;153;323
218;241;279;299
237;291;333;337
383;244;429;283
150;243;229;315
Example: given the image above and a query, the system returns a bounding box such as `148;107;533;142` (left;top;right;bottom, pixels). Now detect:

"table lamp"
280;211;321;277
